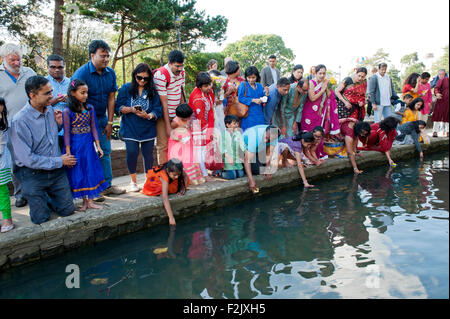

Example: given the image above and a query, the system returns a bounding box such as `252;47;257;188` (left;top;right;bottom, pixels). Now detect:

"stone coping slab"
0;137;448;271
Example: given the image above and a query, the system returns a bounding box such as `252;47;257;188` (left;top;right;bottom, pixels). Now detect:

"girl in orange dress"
142;158;189;226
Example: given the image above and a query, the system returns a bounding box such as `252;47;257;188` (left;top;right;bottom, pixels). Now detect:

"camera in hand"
134;105;142;112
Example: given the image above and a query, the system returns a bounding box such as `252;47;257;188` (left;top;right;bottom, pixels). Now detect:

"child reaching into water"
220;115;246;180
278;131;315;188
142;158;190;226
63;79;108;211
0;98;14;233
168;104;205;185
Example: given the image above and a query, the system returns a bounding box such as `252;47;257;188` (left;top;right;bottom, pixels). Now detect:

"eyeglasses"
49;66;64;70
136;76;150;82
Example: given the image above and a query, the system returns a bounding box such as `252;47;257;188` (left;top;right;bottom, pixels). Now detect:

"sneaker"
102;185;126;196
128;182;140;192
1;224;14;233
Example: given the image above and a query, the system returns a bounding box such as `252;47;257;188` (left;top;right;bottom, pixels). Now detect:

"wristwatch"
107;121;114;125
147;113;154;120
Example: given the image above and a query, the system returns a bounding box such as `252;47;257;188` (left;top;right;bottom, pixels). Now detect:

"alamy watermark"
65;264;80;289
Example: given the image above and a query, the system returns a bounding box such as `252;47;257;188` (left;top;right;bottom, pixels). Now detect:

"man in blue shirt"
46;54;70;111
264;77;290;127
9;76;77;224
46;54;70;152
71;40;125;198
243;125;281;193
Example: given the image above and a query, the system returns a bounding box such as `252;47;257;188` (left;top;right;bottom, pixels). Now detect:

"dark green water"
0;152;448;299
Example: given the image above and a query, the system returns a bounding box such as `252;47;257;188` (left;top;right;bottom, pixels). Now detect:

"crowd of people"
0;40;448;231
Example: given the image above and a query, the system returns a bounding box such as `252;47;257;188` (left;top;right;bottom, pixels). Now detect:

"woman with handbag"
238;66;268;132
222;60;245;118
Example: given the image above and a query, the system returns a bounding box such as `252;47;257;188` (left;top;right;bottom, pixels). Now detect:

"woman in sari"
401;98;424;124
289;64;304;84
300;64;340;155
273;78;309;138
222;60;245;117
358;117;398;167
402;73;421;99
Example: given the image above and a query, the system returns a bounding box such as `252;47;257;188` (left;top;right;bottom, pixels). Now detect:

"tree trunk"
53;0;64;55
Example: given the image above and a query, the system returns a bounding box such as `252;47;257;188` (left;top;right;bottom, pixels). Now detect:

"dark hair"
409;120;427;134
88;40;111;56
277;77;291;87
315;64;327;73
265;125;281;139
225;60;240;75
292;131;314;143
289;64;304;83
354;121;371;137
356;67;368;75
168;50;185;64
312;126;324;134
269;55;277;60
403;93;413;100
224;114;239;126
25;75;50;99
175;103;193;119
297;78;306;88
206;59;218;70
0;97;8;131
404;73;420;87
67;79;88;113
154;158;185;193
406;97;424;111
195;72;212;88
421;72;431;79
378;63;388;69
379;117;399;132
209;69;221;77
46;54;64;65
245;66;261;83
129;63;156;100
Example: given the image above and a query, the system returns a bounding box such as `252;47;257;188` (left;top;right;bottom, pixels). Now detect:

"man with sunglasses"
71;40;126;199
46;54;70;111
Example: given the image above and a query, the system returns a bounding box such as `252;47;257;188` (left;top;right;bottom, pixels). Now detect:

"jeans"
124;139;155;174
374;105;393;123
17;167;75;224
221;169;245;180
96;115;113;187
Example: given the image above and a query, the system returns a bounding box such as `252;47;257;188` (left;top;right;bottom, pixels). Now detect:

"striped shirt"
153;64;185;118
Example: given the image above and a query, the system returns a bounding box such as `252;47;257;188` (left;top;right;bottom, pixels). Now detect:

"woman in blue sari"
238;66;269;132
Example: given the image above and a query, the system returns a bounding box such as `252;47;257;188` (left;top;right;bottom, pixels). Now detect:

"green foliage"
222;34;295;74
74;0;228;68
387;67;402;93
0;0;49;40
400;52;425;81
431;45;449;74
184;52;225;84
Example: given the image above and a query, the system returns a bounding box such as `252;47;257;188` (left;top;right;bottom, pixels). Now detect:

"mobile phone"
134;105;142;111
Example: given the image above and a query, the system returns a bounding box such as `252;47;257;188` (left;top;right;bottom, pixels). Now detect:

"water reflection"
0;153;448;299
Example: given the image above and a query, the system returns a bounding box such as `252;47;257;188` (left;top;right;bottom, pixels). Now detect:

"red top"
189;87;215;146
358;123;397;153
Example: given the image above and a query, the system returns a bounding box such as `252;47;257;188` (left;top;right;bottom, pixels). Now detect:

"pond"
0;152;448;299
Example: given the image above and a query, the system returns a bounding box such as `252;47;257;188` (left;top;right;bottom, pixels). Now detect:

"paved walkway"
5;129;445;232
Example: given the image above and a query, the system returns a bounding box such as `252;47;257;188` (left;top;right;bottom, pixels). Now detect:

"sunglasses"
136;76;150;82
49;66;64;70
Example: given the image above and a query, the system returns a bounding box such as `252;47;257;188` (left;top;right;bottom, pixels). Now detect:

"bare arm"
160;177;176;226
295;151;313;187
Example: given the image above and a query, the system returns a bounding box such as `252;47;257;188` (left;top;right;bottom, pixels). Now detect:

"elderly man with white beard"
0;43;37;208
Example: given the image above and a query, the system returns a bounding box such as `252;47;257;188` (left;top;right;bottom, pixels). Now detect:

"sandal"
1;224;14;233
